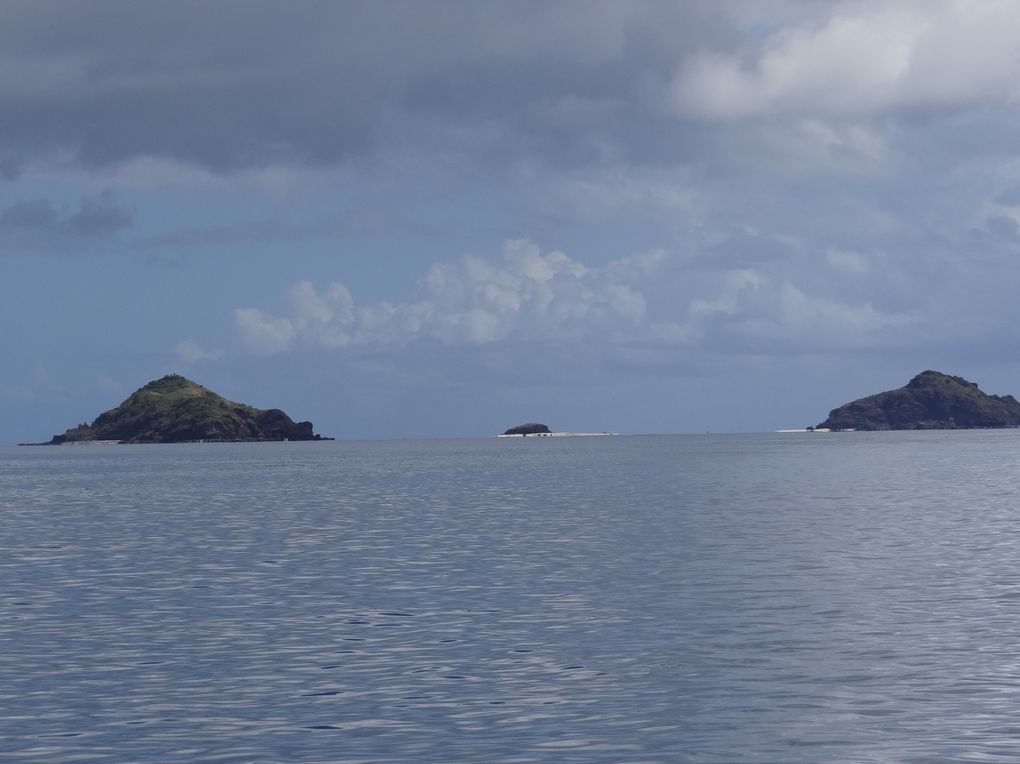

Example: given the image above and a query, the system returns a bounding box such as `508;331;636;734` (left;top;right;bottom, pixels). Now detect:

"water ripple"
5;433;1020;761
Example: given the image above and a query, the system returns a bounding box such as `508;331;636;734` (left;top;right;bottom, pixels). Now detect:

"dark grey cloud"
0;0;732;173
0;199;60;229
0;192;132;237
5;0;1014;220
66;194;134;235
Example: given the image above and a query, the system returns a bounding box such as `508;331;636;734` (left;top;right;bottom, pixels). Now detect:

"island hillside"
502;422;552;436
40;374;332;444
818;370;1020;431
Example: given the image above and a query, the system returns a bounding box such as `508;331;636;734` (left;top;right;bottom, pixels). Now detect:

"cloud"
65;193;134;235
0;1;729;174
234;309;296;356
235;240;655;351
4;0;1012;204
539;166;705;224
672;0;1020;120
233;238;913;360
826;249;871;275
0;199;59;229
0;192;132;237
172;339;222;364
736;283;916;347
0;0;1015;194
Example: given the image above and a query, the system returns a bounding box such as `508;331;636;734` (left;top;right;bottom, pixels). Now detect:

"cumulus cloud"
235;240;654;351
737;283;916;347
234;309;296;356
234;238;913;358
673;0;1020;120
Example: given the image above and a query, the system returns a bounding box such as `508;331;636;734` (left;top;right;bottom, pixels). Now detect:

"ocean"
3;431;1020;763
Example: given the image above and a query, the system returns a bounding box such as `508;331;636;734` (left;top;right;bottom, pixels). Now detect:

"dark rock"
818;370;1020;431
503;422;552;436
34;373;334;444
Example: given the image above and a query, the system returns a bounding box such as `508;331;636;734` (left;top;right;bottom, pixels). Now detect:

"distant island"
28;373;333;445
816;370;1020;431
498;422;615;438
502;422;553;436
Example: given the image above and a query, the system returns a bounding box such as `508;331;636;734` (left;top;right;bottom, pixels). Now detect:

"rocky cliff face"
818;371;1020;431
43;374;332;444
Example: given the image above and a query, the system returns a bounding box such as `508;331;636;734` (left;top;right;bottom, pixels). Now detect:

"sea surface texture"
4;432;1020;763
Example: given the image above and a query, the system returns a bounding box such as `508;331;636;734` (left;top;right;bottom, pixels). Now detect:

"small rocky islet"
501;422;553;436
32;373;332;445
817;370;1020;431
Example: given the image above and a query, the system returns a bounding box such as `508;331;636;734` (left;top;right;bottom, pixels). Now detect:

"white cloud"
773;283;914;337
235;240;659;353
673;0;1020;120
234;238;913;358
725;274;914;344
172;339;222;364
233;309;296;355
689;269;762;319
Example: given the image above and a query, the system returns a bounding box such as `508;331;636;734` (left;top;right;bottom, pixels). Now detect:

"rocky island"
498;422;616;437
818;370;1020;431
32;373;333;444
501;422;553;436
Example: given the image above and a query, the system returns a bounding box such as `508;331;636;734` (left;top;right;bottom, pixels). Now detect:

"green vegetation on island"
36;374;333;444
818;370;1020;431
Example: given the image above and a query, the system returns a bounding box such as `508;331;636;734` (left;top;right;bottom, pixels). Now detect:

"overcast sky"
6;0;1020;441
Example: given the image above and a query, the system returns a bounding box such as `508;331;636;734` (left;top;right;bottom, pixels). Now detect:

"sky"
6;0;1020;441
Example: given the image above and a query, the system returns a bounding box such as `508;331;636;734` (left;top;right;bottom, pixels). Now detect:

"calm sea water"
4;431;1020;763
